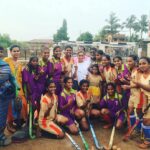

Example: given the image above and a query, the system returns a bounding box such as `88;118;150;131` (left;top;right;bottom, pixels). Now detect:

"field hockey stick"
123;104;150;141
108;106;125;149
108;117;117;150
65;132;81;150
87;117;104;150
29;101;36;139
74;120;89;150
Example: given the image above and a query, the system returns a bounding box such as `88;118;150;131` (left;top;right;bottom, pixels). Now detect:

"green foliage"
123;15;137;41
77;32;93;42
93;28;108;41
0;34;12;48
103;12;121;35
138;15;148;39
53;19;69;42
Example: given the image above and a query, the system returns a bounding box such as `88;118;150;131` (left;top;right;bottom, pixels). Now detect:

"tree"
77;32;93;42
53;19;69;42
138;15;148;39
123;15;137;41
0;34;12;48
103;12;121;35
93;28;108;42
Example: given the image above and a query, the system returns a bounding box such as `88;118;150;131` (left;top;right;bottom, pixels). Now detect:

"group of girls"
0;44;150;149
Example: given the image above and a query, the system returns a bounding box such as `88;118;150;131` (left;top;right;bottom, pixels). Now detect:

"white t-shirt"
73;60;90;83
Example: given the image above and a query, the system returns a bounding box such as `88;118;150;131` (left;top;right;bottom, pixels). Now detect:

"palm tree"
138;15;148;39
104;12;121;35
123;15;136;41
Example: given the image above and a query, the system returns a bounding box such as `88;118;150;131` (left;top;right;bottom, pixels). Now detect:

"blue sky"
0;0;150;41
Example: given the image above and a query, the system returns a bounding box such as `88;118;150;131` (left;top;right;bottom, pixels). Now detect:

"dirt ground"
2;120;142;150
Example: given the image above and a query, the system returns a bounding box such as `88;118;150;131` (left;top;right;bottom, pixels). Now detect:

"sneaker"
138;141;150;149
0;135;11;146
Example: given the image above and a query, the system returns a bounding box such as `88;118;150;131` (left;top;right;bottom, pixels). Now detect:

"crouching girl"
38;80;68;139
100;83;126;129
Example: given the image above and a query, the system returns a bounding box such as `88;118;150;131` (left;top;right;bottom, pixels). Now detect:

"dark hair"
113;56;122;61
53;46;61;51
103;54;111;61
139;57;150;64
64;77;73;84
65;45;72;50
103;54;115;67
27;56;39;74
0;46;4;51
106;82;116;91
92;64;100;74
79;79;89;87
91;47;97;52
10;45;20;51
45;80;55;90
43;80;55;94
96;50;104;55
128;55;138;61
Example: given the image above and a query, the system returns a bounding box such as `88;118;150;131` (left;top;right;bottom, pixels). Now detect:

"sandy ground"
2;120;142;150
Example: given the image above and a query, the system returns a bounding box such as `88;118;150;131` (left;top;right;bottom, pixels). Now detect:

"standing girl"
38;80;68;139
22;56;42;111
39;46;53;94
113;56;130;109
4;45;27;132
0;46;18;146
50;46;63;95
122;55;142;136
100;55;117;97
132;57;150;149
87;64;102;116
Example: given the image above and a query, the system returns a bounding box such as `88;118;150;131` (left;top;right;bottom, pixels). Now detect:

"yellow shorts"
89;86;101;97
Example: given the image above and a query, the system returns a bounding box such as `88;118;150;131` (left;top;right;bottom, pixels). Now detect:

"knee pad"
130;115;136;126
142;124;150;142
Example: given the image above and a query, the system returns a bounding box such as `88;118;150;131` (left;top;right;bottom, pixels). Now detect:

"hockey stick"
87;117;104;150
75;121;89;150
65;132;81;150
29;101;36;139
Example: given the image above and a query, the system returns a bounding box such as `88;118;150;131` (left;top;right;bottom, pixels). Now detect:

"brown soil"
2;120;142;150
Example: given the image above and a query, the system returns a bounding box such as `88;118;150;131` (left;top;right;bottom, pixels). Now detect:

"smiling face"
47;82;56;94
30;58;38;68
139;58;150;72
53;47;61;59
78;52;84;63
92;66;98;75
113;57;122;68
127;57;135;69
102;56;110;66
65;47;72;57
95;53;102;61
10;47;20;59
65;79;73;90
80;82;89;93
42;49;50;60
107;85;115;96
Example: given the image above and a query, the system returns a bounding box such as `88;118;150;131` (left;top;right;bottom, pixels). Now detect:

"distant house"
26;39;53;56
106;34;126;43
